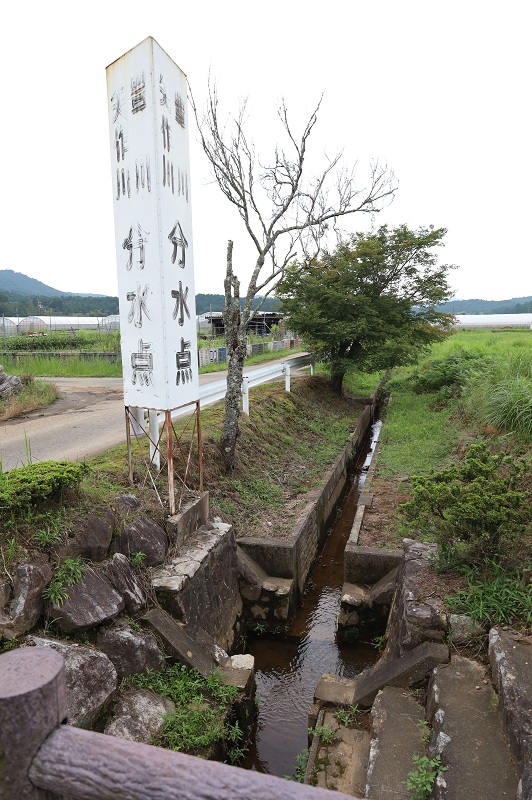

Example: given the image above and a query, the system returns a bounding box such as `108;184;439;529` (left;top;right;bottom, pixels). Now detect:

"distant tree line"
0;292;119;317
437;296;532;314
0;291;281;318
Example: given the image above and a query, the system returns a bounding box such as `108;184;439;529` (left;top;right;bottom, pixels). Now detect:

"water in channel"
241;420;383;778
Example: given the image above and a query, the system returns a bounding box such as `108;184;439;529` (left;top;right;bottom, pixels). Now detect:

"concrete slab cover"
142;607;218;676
352;642;449;708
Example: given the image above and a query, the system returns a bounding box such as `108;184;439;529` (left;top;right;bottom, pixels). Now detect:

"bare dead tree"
190;84;397;469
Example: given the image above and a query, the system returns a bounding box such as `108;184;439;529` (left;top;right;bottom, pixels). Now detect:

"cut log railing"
1;648;362;800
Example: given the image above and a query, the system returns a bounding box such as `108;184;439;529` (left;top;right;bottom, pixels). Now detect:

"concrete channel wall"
238;400;377;596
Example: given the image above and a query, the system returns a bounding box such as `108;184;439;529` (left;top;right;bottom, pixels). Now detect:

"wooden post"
0;647;67;798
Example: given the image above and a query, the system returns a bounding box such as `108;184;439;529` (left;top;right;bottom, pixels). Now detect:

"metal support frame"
124;400;203;517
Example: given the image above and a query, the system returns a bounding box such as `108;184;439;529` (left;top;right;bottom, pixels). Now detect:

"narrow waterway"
241;420;383;778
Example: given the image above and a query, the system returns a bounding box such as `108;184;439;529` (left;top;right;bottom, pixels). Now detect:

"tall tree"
277;224;455;394
192;87;397;468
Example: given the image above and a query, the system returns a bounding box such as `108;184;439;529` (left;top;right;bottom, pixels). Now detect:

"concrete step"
365;686;427;800
427;655;519;799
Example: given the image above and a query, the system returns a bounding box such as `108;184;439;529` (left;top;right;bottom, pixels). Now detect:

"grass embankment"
0;377;59;422
370;327;532;632
0;372;381;571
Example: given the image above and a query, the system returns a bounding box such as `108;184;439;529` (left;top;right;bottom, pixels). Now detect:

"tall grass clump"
463;352;532;440
8;356;122;378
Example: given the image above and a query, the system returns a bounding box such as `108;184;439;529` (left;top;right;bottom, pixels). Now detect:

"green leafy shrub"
0;461;87;515
400;443;530;566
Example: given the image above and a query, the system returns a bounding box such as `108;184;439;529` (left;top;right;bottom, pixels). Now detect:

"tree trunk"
219;334;247;469
330;370;345;395
219;241;249;470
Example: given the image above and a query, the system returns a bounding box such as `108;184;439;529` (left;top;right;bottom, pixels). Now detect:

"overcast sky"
1;1;529;302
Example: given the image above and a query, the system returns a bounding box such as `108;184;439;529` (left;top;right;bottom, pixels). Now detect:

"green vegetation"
405;754;447;800
42;556;85;607
0;462;87;515
2;330;120;352
376;327;532;632
436;295;532;314
445;561;532;629
295;747;311;782
309;723;336;745
335;704;360;726
7;356;122;379
401;443;530;566
129;664;242;760
128;551;146;569
197;344;303;374
278;224;454;394
207;377;375;536
195;292;281;315
416;720;432;746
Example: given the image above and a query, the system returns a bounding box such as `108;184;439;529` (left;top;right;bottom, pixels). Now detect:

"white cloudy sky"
1;0;529;302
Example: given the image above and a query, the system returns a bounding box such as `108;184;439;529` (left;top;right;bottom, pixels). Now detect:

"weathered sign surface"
106;37;199;410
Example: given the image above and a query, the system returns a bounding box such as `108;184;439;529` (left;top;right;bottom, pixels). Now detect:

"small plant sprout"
335;704;359;726
284;748;310;782
405;754;447;800
34;525;63;549
129;551;146;569
416;719;431;745
372;634;387;653
309;724;336;745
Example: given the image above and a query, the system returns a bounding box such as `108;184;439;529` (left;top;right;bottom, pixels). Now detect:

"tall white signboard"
106;38;199;411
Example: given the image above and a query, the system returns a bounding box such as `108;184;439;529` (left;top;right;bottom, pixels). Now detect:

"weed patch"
445;561;532;631
405;753;447;800
42;556;85;607
128;664;242;759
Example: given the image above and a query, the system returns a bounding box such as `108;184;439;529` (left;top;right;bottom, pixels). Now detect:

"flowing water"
241;420;383;778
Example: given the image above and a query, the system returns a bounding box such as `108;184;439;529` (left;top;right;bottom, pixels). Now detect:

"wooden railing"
1;648;363;800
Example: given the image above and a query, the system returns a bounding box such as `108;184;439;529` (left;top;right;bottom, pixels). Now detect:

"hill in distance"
1;270;530;316
0;270;107;298
437;296;532;314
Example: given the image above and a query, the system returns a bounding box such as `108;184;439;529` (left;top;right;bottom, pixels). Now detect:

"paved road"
0;357;303;470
